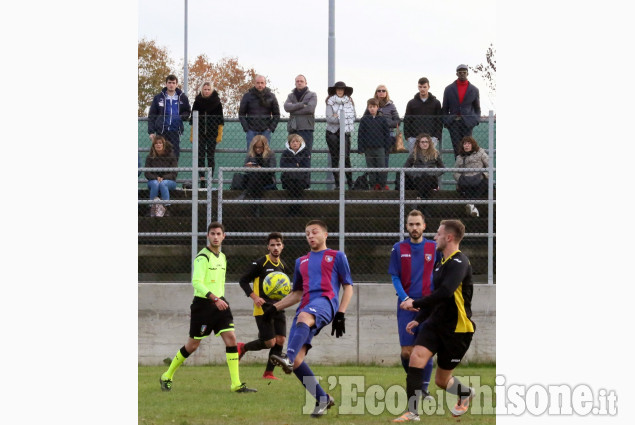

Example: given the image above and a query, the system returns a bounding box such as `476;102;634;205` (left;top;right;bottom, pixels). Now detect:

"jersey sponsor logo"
325;255;334;263
200;325;207;335
425;254;432;262
252;262;257;265
453;259;463;263
301;258;309;264
401;254;411;258
451;358;461;362
266;269;274;272
309;307;317;313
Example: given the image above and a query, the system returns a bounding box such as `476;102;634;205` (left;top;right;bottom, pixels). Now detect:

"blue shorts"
397;305;425;347
288;296;334;351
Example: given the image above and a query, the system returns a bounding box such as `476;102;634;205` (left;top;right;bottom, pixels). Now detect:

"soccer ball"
262;271;291;300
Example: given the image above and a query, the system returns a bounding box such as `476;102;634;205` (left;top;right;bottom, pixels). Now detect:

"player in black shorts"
393;219;476;422
237;232;290;380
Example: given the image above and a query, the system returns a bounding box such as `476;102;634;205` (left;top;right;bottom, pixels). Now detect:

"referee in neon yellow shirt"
160;222;256;393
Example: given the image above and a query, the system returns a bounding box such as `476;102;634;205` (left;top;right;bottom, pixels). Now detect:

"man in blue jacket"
441;65;481;158
148;75;192;159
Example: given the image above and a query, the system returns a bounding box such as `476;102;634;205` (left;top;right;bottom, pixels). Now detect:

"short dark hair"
440;219;465;242
166;74;178;83
267;232;283;244
418;77;430;85
207;222;225;233
459;136;480;153
306;219;327;232
407;209;426;223
367;98;379;107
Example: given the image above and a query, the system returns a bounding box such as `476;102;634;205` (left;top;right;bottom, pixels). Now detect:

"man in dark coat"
404;77;443;152
441;65;481;157
239;75;281;150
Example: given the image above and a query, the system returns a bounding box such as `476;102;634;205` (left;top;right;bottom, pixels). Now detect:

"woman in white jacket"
325;81;356;190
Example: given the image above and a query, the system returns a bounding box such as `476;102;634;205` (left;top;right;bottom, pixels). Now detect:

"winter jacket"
403;92;443;140
148;87;191;135
283;88;317;132
357;114;391;152
280;140;311;189
144;153;178;181
325;95;356;133
453;149;489;181
238;87;280;132
403;152;445;179
442;81;481;129
243;152;277;185
190;91;224;141
363;101;400;129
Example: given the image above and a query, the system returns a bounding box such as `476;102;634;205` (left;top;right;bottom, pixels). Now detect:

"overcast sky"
138;0;496;116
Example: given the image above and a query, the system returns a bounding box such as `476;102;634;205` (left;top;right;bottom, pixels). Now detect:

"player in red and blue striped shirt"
389;210;440;400
264;220;354;417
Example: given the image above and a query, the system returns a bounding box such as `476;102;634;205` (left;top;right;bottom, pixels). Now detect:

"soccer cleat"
262;371;280;380
232;383;257;393
450;387;475;417
310;394;335;417
159;376;172;392
237;342;246;361
270;353;294;374
421;389;434;401
392;412;420;422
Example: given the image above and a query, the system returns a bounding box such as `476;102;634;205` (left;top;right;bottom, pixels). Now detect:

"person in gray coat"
442;64;481;157
283;75;317;166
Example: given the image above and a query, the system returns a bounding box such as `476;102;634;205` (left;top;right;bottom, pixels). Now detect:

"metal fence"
138;113;495;284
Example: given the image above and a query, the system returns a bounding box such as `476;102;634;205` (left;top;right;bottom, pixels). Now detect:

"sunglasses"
376;89;386;93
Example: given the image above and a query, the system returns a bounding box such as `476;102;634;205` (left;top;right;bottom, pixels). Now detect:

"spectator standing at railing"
190;81;224;189
403;133;445;215
144;135;178;217
239;135;278;217
280;134;311;216
325;81;356;190
404;77;443;153
358;98;391;190
284;75;317;166
239;75;280;150
365;84;400;167
453;136;489;218
442;65;481;158
148;74;191;159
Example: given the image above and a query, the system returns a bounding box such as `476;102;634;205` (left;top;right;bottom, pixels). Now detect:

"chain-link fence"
138;114;495;284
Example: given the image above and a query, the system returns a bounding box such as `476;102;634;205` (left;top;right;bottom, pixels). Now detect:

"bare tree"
470;43;496;110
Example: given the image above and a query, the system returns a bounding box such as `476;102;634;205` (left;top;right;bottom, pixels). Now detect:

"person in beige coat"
453;136;489;217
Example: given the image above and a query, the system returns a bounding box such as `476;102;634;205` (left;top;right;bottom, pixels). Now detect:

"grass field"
139;363;496;424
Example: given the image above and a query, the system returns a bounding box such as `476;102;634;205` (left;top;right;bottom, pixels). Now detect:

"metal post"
217;169;223;223
183;0;188;96
191;111;198;271
399;170;405;242
206;167;212;227
328;0;335;86
487;110;494;285
338;111;345;252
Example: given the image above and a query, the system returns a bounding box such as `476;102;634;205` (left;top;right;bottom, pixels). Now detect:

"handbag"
230;173;246;190
391;125;409;153
458;173;484;187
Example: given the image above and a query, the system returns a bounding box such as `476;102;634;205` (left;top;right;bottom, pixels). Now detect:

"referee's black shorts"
255;309;286;341
189;296;234;339
415;323;474;370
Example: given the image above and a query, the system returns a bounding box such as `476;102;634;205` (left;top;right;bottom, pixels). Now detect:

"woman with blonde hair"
190;81;224;188
403;133;445;214
240;135;277;216
369;84;401;186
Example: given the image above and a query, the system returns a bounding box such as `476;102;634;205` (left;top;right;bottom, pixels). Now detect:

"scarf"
250;87;271;107
293;87;308;102
327;95;355;133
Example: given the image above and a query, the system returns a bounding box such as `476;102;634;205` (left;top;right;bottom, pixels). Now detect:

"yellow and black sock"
162;346;190;381
226;346;242;390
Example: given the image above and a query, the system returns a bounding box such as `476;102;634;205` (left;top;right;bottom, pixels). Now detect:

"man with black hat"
441;65;481;157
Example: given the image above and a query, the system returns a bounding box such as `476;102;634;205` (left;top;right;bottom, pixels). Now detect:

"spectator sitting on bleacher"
453;136;489;218
403;133;445;215
239;135;277;217
280;134;311;216
144;135;178;217
358;98;391;190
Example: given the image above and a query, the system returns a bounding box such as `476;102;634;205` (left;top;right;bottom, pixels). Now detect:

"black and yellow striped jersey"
413;250;475;333
238;254;290;316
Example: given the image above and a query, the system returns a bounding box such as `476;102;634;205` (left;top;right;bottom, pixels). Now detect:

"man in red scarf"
441;65;481;157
